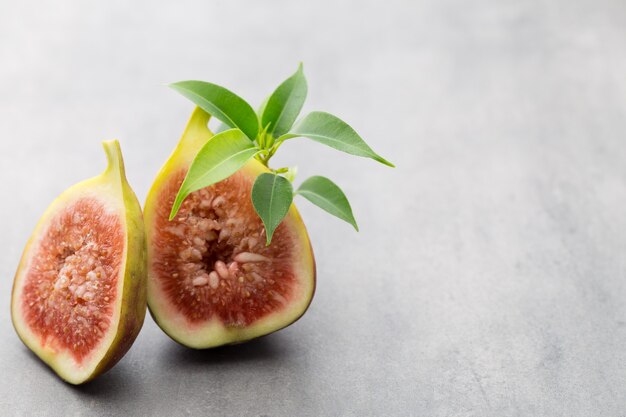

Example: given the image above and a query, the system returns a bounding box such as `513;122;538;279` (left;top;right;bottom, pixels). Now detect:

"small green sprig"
168;64;394;244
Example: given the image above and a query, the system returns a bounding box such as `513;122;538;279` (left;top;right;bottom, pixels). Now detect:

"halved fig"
144;108;315;348
11;141;147;384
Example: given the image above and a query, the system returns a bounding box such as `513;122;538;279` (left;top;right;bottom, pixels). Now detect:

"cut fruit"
144;108;315;348
11;141;147;384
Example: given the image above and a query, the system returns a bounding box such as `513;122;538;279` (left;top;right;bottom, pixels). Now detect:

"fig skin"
144;108;316;349
11;141;147;384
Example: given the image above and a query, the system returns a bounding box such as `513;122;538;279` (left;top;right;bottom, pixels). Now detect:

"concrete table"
1;0;625;415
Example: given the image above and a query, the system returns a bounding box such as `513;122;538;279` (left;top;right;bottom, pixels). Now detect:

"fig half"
144;108;315;348
11;140;147;384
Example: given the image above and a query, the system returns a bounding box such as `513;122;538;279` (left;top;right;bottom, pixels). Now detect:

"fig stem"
102;140;126;180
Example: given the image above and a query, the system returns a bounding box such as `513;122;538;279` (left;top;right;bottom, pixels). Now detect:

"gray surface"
1;0;626;415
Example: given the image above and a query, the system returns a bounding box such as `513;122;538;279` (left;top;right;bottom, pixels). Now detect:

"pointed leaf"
261;63;308;136
257;96;269;120
288;111;394;167
251;173;294;245
170;80;259;140
170;129;260;219
297;176;358;231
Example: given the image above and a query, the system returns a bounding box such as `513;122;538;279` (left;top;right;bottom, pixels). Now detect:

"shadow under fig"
72;366;138;398
162;332;292;367
22;346;140;399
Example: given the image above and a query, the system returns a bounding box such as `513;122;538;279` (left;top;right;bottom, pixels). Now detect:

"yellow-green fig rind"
89;141;147;381
144;108;316;349
10;140;147;385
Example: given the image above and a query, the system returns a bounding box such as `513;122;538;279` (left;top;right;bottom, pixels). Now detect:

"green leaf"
287;111;394;167
256;96;269;120
170;129;260;220
261;63;308;137
296;176;358;231
169;80;259;140
251;173;294;245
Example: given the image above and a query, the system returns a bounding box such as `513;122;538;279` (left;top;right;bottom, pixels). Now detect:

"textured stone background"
1;0;625;415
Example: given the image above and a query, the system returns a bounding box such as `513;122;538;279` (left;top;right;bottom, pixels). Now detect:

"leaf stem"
253;129;283;167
